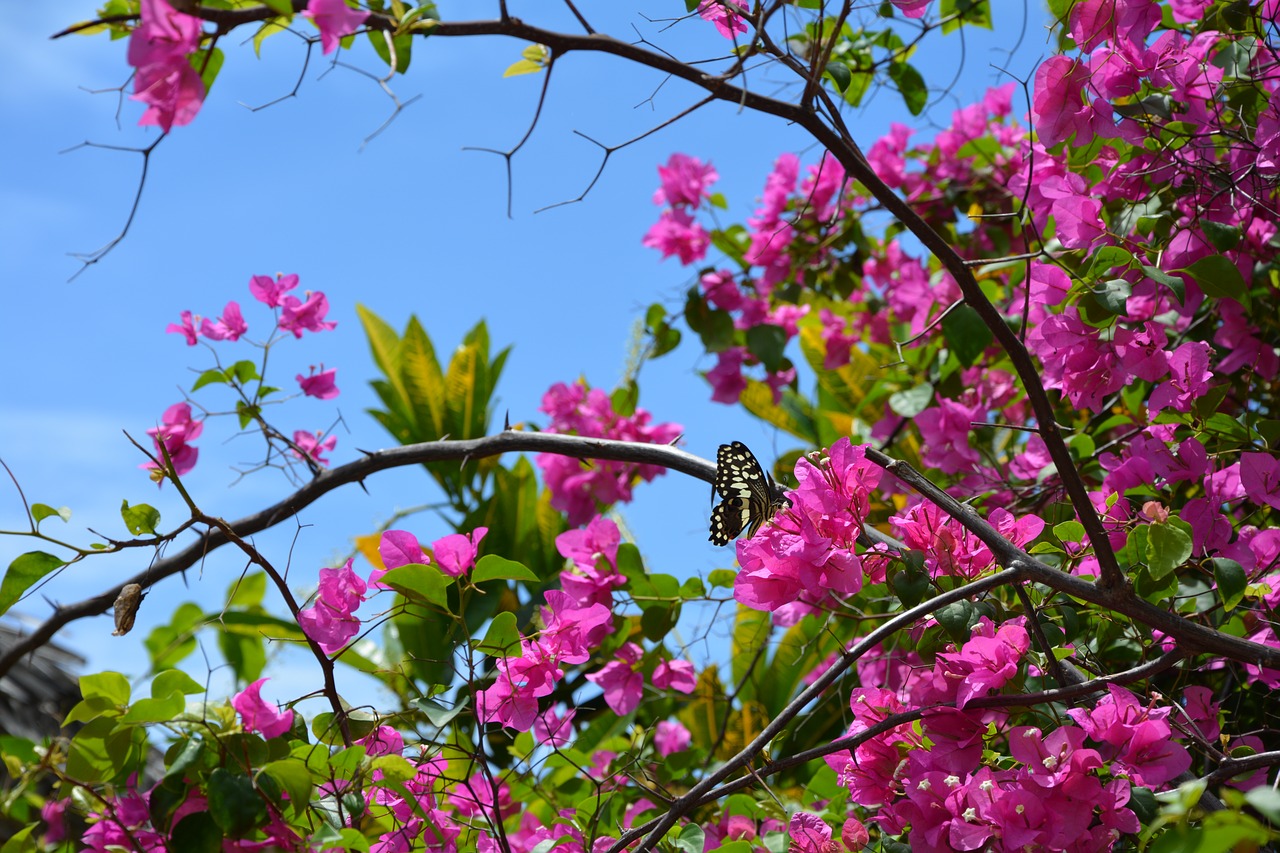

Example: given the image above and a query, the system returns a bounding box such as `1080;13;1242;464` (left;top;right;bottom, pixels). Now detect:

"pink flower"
303;0;371;55
292;430;337;466
707;346;748;404
789;812;834;853
278;291;337;337
642;207;711;264
127;0;205;132
433;527;488;577
297;366;340;400
654;720;691;756
533;706;576;748
651;659;697;694
249;273;300;308
653;153;718;207
889;0;932;17
377;529;427;581
232;677;294;738
143;402;203;478
585;644;645;715
1148;341;1214;415
199;301;247;342
696;0;749;39
298;559;366;654
165;310;199;345
357;725;404;757
1241;452;1280;510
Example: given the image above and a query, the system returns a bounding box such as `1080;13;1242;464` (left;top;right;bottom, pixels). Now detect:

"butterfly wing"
709;441;775;545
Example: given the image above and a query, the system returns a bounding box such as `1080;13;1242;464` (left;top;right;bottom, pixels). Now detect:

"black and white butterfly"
709;441;788;546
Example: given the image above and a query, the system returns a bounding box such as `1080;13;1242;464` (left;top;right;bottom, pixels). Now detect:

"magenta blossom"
298;558;366;654
696;0;750;39
199;301;247;342
302;0;371;55
297;366;340;400
232;678;294;738
654;720;691;756
142;402;203;479
292;430;337;466
127;0;205;131
653;153;718;208
585;642;645;716
279;291;338;337
434;527;488;577
165;310;200;345
249;272;300;308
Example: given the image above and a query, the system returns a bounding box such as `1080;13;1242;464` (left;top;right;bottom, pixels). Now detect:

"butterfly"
708;441;788;546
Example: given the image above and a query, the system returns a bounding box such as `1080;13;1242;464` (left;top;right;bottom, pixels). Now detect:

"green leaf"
707;569;737;589
1088;246;1136;277
145;602;205;670
260;759;313;815
80;671;131;705
171;812;223;853
935;600;977;644
477;611;521;657
1146;520;1193;580
226;572;267;608
1244;787;1280;823
0;551;64;616
153;669;205;697
941;304;992;367
1142;265;1185;305
1213;558;1247;612
640;604;677;642
0;825;37;853
745;324;787;373
504;43;549;77
1201;220;1241;252
1093;278;1132;316
261;0;293;15
380;564;452;610
412;696;467;728
207;768;268;837
685;291;735;353
673;824;706;853
888;61;927;115
32;503;71;524
253;16;292;57
825;61;852;93
1053;520;1085;542
121;500;160;535
120;690;185;724
196;46;224;93
472;554;539;583
888;383;934;418
1180;254;1246;302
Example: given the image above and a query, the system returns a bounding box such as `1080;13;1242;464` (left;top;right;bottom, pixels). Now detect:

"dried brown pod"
112;584;144;636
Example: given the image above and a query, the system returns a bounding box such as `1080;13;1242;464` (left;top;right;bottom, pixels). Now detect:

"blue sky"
0;3;1050;707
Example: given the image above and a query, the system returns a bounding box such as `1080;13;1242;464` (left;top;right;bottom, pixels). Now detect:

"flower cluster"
535;380;682;526
127;0;205;132
150;272;341;481
297;558;368;654
826;621;1198;852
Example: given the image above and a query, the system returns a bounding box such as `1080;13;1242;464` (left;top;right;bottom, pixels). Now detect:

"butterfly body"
709;441;787;546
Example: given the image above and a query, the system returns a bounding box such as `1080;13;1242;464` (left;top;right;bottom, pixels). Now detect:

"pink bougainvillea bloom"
292;430;337;466
697;0;749;38
707;346;749;404
278;291;338;337
433;527;488;577
1148;341;1214;415
357;725;404;757
41;799;68;846
378;528;427;569
889;0;932;17
232;677;294;738
585;645;645;715
166;309;200;345
651;658;697;694
296;366;340;400
143;402;203;478
303;0;371;55
789;812;835;852
532;706;576;748
127;0;205;132
249;273;300;308
1241;452;1280;510
298;560;366;654
654;720;691;756
653;153;719;207
199;301;247;342
642;207;711;264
